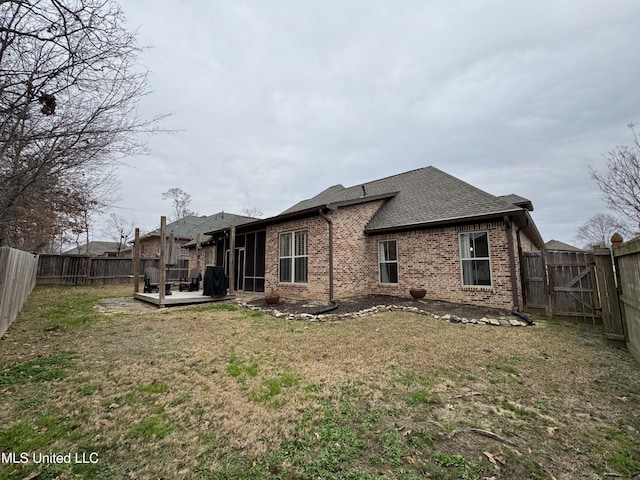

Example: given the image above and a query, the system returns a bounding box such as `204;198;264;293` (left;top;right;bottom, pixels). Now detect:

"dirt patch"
95;297;158;315
247;294;511;319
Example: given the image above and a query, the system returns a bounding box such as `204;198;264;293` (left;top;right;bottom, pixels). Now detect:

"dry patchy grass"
1;285;639;479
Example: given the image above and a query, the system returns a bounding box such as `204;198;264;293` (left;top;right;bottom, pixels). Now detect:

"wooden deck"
133;290;235;307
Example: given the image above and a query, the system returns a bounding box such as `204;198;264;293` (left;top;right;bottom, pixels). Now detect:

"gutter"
364;209;524;235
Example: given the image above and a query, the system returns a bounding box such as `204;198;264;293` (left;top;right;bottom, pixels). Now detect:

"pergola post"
159;216;166;307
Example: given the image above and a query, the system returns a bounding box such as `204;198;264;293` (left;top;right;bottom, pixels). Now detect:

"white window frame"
279;230;308;283
378;239;399;284
459;231;492;286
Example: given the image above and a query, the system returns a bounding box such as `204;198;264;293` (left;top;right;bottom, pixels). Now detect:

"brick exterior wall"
364;222;521;310
139;237;190;259
265;215;332;300
188;245;216;272
265;201;533;310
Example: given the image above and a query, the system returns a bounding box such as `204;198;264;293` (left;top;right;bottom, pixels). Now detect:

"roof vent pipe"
361;185;367;197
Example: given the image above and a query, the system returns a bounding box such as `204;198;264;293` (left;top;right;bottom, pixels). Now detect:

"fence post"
229;225;235;294
159;216;166;307
133;228;140;293
594;248;625;341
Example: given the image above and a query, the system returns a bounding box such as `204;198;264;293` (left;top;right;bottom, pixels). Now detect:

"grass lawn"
1;284;639;480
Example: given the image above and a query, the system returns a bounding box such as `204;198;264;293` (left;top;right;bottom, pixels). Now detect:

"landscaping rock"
240;294;534;327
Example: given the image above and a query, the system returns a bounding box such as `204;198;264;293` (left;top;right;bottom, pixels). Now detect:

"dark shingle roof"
198;212;256;234
63;241;121;255
498;194;534;211
282;166;527;232
142;213;255;240
545;239;583;251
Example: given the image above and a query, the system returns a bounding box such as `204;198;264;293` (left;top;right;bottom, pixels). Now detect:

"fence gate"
522;252;547;310
546;250;599;319
593;248;625;341
523;250;599;319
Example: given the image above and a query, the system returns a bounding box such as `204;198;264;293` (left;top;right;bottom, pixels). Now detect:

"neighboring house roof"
283;166;531;232
173;212;258;247
141;215;210;240
63;241;122;256
142;212;255;242
545;239;583;251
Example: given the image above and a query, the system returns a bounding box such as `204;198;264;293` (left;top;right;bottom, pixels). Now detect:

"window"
379;240;398;283
279;230;308;283
459;232;491;286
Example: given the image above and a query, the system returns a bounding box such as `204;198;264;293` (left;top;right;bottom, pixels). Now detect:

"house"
181;212;258;271
138;212;254;260
544;239;583;251
201;166;544;310
63;241;123;256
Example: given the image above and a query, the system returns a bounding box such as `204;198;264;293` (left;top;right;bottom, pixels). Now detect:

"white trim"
378;239;399;284
278;230;308;284
459;231;492;287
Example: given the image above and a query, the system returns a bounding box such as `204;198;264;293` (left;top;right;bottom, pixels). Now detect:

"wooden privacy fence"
522;250;598;319
523;238;640;363
0;247;38;338
610;237;640;362
36;255;188;285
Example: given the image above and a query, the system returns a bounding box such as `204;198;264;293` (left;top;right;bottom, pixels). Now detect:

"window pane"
378;241;386;261
386;240;397;261
379;240;397;262
462;259;491;286
279;258;292;282
279;233;291;257
472;232;489;258
295;231;308;256
380;262;389;283
460;233;472;259
380;263;398;284
294;257;308;283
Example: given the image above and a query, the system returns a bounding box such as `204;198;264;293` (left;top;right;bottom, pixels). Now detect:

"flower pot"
410;288;426;299
265;294;280;305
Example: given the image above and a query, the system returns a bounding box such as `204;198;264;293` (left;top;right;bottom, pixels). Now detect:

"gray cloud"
106;0;640;244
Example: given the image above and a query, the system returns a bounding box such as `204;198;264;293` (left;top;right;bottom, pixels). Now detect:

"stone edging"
234;301;532;327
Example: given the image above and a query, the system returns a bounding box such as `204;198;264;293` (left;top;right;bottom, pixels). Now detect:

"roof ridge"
347;165;436;190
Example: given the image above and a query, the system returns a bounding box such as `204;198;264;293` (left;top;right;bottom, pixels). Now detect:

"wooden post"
85;256;92;285
196;232;201;271
159;216;166;307
594;248;625;341
229;225;236;295
133;228;140;293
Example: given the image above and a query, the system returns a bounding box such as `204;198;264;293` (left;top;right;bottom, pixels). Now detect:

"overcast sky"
101;0;640;246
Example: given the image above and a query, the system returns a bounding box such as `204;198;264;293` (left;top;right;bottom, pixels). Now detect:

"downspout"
504;216;519;310
515;216;527;308
318;208;334;301
505;215;534;325
316;208;339;315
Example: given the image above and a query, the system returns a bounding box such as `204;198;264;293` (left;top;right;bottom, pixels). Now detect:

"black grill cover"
204;266;226;297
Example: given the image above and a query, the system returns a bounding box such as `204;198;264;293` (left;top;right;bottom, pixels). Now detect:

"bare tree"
162;187;196;221
242;206;263;218
103;213;134;255
0;0;164;251
575;213;632;248
590;123;640;229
